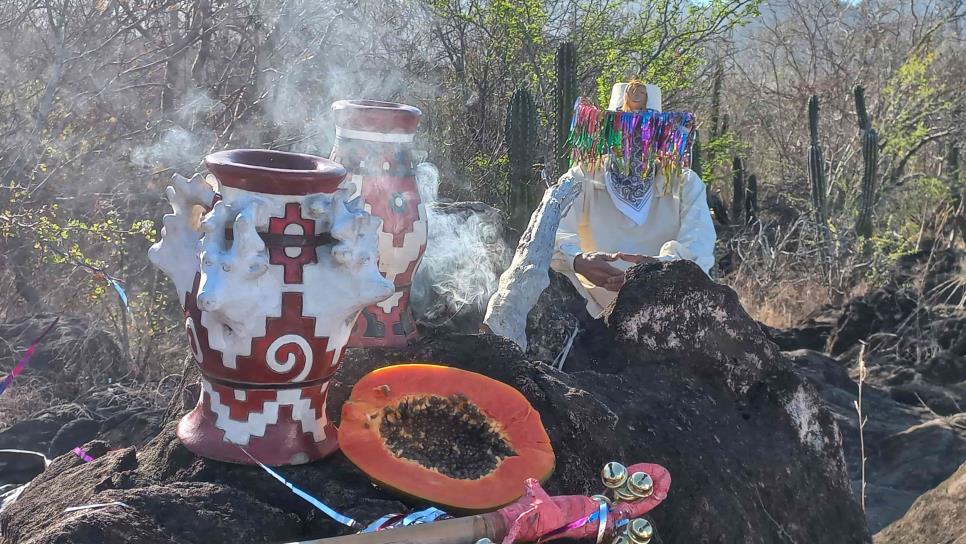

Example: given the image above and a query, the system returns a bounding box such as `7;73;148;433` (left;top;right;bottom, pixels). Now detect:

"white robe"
551;163;716;317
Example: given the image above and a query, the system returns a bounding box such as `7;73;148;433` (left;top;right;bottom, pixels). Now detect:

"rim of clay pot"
331;99;422;134
205;149;346;196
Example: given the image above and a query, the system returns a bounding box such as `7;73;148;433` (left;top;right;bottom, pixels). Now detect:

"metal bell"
601;461;628;489
627;471;654;499
474;539;494;544
627;518;653;544
614;486;638;502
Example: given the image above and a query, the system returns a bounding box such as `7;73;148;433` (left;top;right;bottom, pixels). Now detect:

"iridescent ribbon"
567;100;694;175
236;437;451;534
0;317;60;398
240;448;359;529
64;501;129;513
361;507;450;533
537;500;609;544
92;272;129;312
109;278;129;311
72;447;94;462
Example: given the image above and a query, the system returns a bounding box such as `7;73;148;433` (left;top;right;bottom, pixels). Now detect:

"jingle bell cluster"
597;461;655;544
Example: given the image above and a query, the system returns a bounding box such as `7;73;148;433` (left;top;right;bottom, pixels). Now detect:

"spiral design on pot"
266;334;313;382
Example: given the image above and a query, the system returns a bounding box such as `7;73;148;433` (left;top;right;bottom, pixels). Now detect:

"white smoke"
175;88;223;126
130;126;213;172
411;163;511;328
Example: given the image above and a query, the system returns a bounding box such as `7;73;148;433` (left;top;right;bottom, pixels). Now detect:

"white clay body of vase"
149;149;393;465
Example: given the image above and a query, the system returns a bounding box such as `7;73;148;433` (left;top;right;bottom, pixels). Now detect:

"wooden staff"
286;512;506;544
286;462;669;544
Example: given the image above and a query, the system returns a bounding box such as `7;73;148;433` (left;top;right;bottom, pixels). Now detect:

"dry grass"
719;216;881;327
729;272;833;327
0;376;70;429
721;221;834;327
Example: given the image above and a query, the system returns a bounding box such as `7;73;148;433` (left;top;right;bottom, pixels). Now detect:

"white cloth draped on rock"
551;163;716;317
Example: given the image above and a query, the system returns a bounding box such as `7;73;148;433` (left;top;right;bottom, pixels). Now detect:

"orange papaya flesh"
338;364;555;511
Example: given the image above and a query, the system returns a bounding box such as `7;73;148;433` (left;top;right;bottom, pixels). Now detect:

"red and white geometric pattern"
268;202;317;284
331;100;427;348
177;378;337;465
185;274;341;384
152;149;391;466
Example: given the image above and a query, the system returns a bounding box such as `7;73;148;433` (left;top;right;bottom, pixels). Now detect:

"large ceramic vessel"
148;149;393;465
330;100;427;347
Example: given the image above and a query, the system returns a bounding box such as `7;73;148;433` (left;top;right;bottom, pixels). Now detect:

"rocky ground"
763;248;966;536
0;245;963;543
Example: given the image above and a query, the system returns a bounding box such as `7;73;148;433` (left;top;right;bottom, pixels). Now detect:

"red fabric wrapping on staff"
497;463;671;543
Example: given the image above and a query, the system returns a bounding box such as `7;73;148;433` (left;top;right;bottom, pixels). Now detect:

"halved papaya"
338;364;555;511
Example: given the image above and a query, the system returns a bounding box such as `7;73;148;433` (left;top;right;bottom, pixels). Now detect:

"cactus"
731;156;745;225
807;95;829;232
553;42;578;177
946;142;961;182
709;62;724;140
506;88;539;230
854;85;879;238
946;143;966;242
746;174;759;226
690;129;703;179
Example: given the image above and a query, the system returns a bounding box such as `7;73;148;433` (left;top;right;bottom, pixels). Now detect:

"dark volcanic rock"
827;288;918;356
0;450;47;487
820;248;966;418
875;460;966;544
49;419;100;458
786;349;966;532
760;305;840;352
0;387;165;458
1;260;869;543
524;271;610;366
827;248;963;357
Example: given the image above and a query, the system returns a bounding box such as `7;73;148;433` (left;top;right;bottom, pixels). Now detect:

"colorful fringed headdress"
566;84;696;178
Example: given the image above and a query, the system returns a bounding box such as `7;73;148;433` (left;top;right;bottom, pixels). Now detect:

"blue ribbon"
361;507;450;533
108;278;129;311
241;449;359;529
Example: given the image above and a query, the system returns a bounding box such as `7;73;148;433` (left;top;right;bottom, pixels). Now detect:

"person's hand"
603;253;660;290
615;253;660;265
574;252;624;292
575;252;661;291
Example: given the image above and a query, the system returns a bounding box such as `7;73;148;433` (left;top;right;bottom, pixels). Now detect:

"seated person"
551;79;716;317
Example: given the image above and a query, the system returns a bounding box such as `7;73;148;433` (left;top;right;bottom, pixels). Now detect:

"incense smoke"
411;163;511;328
130;127;213;173
121;2;511;327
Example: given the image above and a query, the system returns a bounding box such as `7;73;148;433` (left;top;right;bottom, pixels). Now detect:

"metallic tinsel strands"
566;99;695;176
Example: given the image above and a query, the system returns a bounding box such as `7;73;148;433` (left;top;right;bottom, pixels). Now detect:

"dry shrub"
720;218;872;327
729;269;832;328
0;376;67;429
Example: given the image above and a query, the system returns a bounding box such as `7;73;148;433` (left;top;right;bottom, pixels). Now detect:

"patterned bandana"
566;99;694;225
604;128;654;225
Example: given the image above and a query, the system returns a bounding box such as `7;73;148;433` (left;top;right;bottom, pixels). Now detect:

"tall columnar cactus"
746;174;759;226
807;95;829;232
946;143;966;242
854;85;879;238
506;88;539;230
553;42;577;177
690;129;703;179
731;156;745;225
